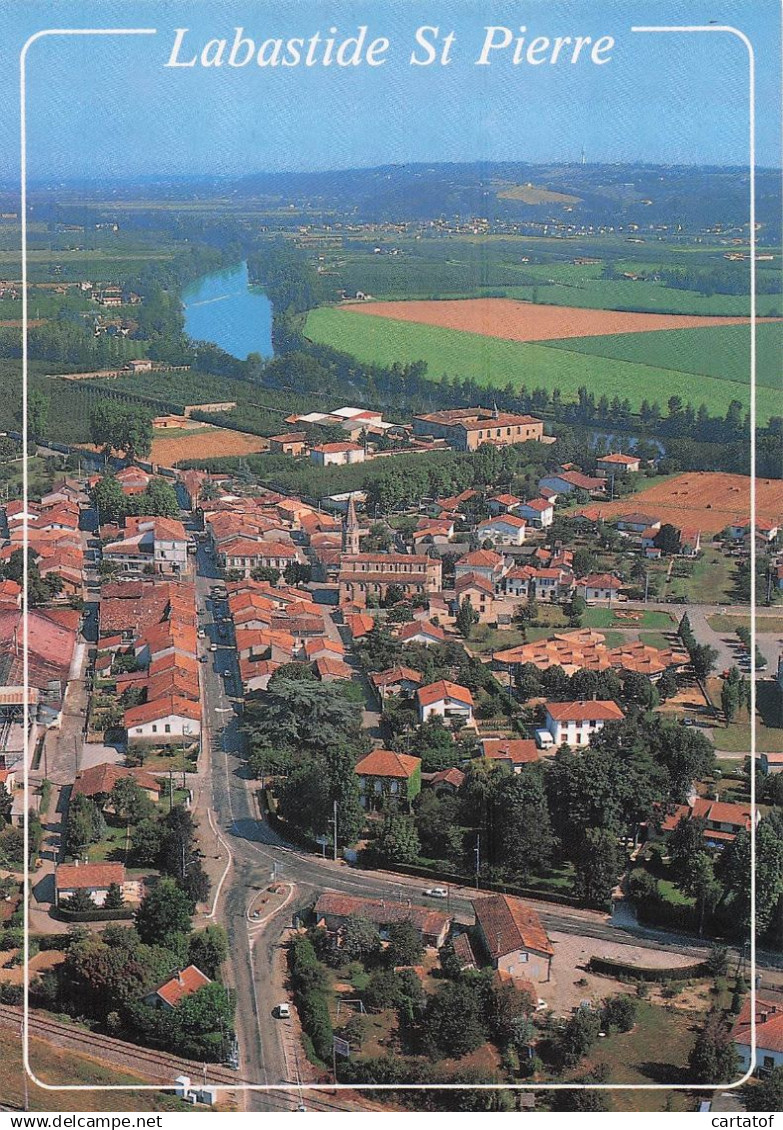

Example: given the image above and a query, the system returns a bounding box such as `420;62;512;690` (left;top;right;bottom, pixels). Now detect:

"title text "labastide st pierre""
164;25;616;69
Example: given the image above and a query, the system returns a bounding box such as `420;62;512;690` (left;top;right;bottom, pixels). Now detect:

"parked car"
424;887;448;899
210;643;218;652
275;1003;291;1020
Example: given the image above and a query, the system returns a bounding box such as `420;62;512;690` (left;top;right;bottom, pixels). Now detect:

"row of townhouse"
95;576;202;746
2;478;88;596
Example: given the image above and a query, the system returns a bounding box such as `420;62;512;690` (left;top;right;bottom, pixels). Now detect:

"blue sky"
1;0;780;180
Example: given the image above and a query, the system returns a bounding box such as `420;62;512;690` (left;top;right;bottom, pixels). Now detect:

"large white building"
542;699;625;748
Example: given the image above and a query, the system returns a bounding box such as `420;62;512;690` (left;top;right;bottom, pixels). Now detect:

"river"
181;261;273;360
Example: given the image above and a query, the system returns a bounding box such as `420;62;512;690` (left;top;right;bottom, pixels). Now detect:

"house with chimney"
732;998;783;1075
143;965;212;1011
472;894;553;983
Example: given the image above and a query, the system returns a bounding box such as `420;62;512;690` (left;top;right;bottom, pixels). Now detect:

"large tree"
135;878;192;947
573;827;622;909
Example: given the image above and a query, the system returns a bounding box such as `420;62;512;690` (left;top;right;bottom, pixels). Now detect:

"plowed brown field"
149;426;268;467
343;298;760;341
578;472;779;534
79;425;268;469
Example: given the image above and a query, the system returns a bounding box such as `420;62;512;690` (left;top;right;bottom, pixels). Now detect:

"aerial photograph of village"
0;0;780;1119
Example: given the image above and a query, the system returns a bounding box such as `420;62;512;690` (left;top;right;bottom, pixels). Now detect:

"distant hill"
20;161;782;241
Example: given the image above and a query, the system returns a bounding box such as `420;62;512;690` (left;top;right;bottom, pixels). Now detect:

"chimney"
177;970;184;985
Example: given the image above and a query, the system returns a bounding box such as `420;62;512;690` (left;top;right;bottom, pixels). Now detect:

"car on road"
223;669;232;678
199;656;208;663
683;717;694;727
197;629;206;638
274;1003;291;1019
424;887;448;899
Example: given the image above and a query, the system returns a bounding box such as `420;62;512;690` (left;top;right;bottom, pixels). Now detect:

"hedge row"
57;907;134;923
288;934;333;1065
588;955;710;982
366;859;580;908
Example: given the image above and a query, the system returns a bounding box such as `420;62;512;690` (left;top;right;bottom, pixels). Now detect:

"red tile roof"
72;763;161;798
579;573;622;589
731;998;783;1053
55;862;125;891
370;665;422;689
417;680;474;708
125;696;201;727
545;699;625;723
398;619;447;643
314;892;449;940
480;739;540;766
458;549;504;568
153;965;211;1009
355;749;421;779
472;893;553;958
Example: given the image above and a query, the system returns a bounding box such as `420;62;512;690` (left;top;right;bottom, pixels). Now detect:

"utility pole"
169;767;174;812
644;571;650;604
474;833;480;890
331;799;338;863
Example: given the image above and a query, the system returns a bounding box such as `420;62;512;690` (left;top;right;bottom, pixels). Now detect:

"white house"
732;999;783;1075
416;679;474;725
125;695;201;745
454;549;506;586
310;442;365;467
596;453;641;475
514;498;554;528
477;514;527;546
577;573;623;601
542;699;625;748
54;861;126;908
616;513;660;533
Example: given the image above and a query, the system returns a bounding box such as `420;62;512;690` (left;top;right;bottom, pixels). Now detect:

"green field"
305;307;780;421
543;322;782;388
503;279;781;317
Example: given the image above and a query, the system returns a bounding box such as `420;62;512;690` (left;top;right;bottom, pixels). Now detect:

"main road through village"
190;531;782;1112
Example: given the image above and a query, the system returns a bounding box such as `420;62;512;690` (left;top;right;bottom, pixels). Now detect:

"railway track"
0;1005;386;1113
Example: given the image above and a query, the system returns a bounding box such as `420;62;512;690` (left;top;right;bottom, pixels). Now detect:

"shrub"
601;994;637;1033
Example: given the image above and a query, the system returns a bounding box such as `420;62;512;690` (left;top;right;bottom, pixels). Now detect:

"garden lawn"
708;614;783;636
305;308;780;421
469;626;528;656
579;1001;700;1111
85;822;129;864
714;722;783;754
665;549;736;605
581;608;676;630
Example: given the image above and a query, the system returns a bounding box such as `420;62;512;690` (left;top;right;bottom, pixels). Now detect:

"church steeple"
343;493;360;555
